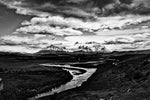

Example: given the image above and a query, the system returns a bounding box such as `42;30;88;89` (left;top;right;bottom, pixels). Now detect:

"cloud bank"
2;0;150;18
16;15;150;34
1;0;150;53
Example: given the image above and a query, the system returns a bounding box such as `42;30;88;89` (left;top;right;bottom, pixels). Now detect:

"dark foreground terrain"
39;50;150;100
1;51;150;100
0;62;72;100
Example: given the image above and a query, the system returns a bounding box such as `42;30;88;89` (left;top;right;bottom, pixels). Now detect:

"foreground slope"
40;50;150;100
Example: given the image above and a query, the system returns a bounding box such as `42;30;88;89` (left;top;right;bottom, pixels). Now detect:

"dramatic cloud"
65;29;150;52
16;25;83;36
2;0;150;18
20;15;150;33
0;45;40;53
0;0;94;18
1;0;150;53
0;34;67;53
0;35;55;46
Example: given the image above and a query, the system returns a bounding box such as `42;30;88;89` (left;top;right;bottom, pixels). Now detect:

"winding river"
30;64;97;100
0;78;3;91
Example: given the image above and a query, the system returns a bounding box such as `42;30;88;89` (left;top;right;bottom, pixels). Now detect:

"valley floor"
0;64;72;100
1;50;150;100
40;50;150;100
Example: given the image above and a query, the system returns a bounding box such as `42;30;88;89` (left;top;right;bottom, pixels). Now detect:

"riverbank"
40;50;150;100
1;50;150;100
0;65;72;100
31;64;96;100
0;52;102;100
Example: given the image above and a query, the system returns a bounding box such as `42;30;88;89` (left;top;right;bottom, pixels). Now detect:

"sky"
1;0;150;53
0;3;30;36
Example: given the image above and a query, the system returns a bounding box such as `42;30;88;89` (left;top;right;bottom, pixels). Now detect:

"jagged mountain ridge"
37;42;108;54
